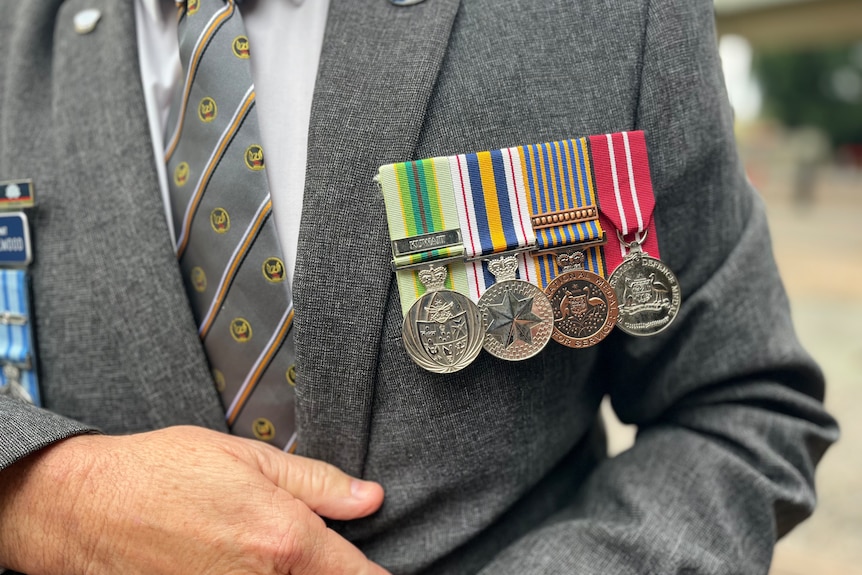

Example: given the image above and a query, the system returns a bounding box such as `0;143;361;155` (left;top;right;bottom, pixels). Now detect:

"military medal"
589;131;682;336
0;365;33;403
516;138;616;348
401;264;484;373
0;179;40;405
377;157;485;373
475;255;553;360
449;149;553;360
608;233;680;336
544;251;618;348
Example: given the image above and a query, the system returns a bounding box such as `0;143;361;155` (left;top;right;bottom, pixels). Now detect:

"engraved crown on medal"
487;255;519;281
418;264;448;291
557;251;585;272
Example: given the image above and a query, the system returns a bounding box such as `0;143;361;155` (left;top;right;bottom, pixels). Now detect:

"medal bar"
0;179;40;405
376;131;673;369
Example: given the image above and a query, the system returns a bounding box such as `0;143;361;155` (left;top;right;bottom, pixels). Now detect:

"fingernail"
351;479;377;499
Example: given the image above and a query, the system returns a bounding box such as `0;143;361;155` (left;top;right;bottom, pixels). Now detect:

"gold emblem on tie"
230;318;253;342
198;97;218;123
252;418;276;441
210;207;231;233
244;145;265;171
187;0;200;15
286;365;297;386
232;35;250;59
190;266;207;292
212;369;226;392
174;162;190;187
262;257;285;283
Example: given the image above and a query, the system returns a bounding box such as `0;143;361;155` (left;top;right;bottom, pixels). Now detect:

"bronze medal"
544;252;618;348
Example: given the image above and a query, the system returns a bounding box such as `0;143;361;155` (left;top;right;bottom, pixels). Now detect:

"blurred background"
604;1;862;573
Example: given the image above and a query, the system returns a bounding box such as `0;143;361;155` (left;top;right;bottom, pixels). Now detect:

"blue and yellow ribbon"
519;138;606;288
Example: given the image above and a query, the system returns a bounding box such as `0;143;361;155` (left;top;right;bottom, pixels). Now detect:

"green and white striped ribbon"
377;157;469;315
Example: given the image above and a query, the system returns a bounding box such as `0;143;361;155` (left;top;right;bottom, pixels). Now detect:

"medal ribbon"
0;269;40;405
520;138;607;289
589;131;660;273
378;158;469;315
450;149;537;300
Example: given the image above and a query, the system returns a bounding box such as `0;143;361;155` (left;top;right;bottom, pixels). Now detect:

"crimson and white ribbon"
589;131;660;273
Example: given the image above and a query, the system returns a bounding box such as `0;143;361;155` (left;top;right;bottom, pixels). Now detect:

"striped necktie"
165;0;297;452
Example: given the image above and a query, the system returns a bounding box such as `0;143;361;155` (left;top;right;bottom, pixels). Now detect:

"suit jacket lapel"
294;0;461;475
24;0;225;431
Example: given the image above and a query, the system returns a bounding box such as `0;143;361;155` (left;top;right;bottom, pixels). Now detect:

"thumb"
242;441;384;520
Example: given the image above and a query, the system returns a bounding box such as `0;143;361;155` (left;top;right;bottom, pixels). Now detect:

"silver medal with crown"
477;255;554;361
608;231;681;336
402;264;484;374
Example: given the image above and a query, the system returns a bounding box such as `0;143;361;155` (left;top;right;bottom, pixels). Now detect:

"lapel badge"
0;180;34;269
73;9;102;35
0;179;35;211
0;213;33;267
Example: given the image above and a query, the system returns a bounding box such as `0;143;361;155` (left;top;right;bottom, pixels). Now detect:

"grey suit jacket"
0;1;838;573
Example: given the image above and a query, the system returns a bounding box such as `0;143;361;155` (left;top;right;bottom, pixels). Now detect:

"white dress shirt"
134;0;330;286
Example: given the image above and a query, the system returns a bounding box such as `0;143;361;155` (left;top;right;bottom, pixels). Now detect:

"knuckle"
303;459;341;496
273;499;326;574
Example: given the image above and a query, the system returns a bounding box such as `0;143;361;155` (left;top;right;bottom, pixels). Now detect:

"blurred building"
715;0;862;50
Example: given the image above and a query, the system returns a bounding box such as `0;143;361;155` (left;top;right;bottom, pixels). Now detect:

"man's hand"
0;426;389;575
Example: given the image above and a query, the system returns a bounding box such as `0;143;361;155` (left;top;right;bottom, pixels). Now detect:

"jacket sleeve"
477;1;838;573
0;398;96;471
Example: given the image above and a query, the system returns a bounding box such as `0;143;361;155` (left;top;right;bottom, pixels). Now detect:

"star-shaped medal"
485;290;544;348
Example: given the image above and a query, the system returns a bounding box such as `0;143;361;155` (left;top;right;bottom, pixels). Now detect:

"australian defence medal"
589;131;682;337
608;244;680;336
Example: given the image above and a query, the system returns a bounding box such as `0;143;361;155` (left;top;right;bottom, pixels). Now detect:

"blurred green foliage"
754;44;862;147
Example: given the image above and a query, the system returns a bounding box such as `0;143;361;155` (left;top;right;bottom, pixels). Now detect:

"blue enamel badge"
0;213;33;267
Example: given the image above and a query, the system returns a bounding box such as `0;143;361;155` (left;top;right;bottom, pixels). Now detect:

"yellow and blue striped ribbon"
519;138;606;289
450;148;536;300
378;158;469;315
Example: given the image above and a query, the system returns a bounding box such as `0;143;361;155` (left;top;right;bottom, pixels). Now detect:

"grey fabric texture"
0;1;838;574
